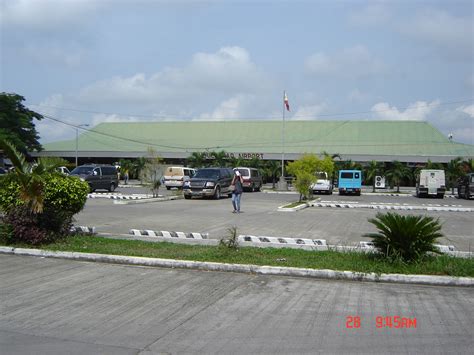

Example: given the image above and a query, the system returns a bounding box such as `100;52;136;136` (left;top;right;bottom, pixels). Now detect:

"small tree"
287;154;334;201
141;148;163;197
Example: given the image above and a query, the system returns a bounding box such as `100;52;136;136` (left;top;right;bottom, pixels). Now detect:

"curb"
113;195;182;204
310;201;473;213
0;247;472;287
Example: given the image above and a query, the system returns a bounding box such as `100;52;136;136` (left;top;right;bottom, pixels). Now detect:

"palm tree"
365;160;383;192
385;161;411;193
445;157;464;194
462;158;473;173
187;152;207;168
134;157;147;183
261;160;281;189
425;159;443;170
0;139;65;213
210;150;229;167
119;159;135;181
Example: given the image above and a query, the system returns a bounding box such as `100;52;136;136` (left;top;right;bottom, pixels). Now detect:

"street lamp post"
75;124;89;167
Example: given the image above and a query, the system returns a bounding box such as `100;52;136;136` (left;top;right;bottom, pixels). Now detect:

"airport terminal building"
33;120;474;165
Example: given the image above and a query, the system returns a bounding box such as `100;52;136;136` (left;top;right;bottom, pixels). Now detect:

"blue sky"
1;0;473;145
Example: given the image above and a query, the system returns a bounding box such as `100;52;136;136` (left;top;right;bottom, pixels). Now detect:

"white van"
416;169;446;198
233;167;263;192
164;166;196;190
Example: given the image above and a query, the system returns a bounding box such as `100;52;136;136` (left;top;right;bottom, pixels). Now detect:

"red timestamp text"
346;316;417;329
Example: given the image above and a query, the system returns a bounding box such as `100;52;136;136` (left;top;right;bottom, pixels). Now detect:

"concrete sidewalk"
1;246;472;287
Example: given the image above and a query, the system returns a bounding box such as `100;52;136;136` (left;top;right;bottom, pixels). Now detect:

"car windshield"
70;166;93;175
236;169;250;177
194;169;219;179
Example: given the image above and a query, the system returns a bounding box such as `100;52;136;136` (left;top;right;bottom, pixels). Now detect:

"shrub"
364;212;443;262
219;226;239;250
0;174;89;245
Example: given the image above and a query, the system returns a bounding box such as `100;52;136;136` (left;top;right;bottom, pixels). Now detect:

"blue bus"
338;170;362;196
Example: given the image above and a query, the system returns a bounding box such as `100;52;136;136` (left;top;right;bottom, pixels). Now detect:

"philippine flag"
284;92;290;111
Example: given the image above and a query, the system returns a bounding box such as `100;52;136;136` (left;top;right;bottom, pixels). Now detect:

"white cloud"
78;46;270;107
0;0;101;29
305;45;385;79
456;105;474;118
349;1;391;27
400;8;473;58
370;100;440;120
34;94;76;143
291;103;328;120
198;95;251;120
91;114;140;126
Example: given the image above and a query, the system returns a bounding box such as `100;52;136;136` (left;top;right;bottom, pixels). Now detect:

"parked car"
310;171;333;194
233;167;263;192
338;170;362;196
70;164;119;192
57;166;70;175
457;173;473;199
0;167;7;175
183;167;233;199
416;169;446;198
163;166;196;190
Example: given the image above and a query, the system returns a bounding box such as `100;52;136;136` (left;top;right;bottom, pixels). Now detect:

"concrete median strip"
130;229;209;239
0;246;472;287
310;201;473;212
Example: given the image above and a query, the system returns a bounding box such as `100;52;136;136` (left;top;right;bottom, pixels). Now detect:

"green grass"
280;201;307;208
2;234;473;277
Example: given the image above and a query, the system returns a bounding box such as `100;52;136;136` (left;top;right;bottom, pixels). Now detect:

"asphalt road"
1;254;473;354
75;185;474;251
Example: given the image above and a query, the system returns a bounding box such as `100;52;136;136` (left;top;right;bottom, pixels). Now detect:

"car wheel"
108;183;116;192
214;186;221;199
184;195;191;199
166;186;171;190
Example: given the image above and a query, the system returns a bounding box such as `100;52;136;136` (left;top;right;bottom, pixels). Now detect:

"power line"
31;98;474;120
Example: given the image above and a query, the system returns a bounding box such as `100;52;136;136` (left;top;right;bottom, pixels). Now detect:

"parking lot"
75;184;474;251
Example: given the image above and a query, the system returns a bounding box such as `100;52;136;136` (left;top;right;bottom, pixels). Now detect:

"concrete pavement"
1;254;473;354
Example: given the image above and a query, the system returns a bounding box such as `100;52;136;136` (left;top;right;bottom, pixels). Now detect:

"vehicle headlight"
205;181;215;187
79;177;85;182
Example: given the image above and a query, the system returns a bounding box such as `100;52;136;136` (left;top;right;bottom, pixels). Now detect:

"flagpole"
281;90;285;180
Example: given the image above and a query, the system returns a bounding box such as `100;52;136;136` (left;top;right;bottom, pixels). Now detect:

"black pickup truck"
183;167;234;199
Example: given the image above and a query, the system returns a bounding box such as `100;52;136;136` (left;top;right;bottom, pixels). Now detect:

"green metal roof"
40;120;474;162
